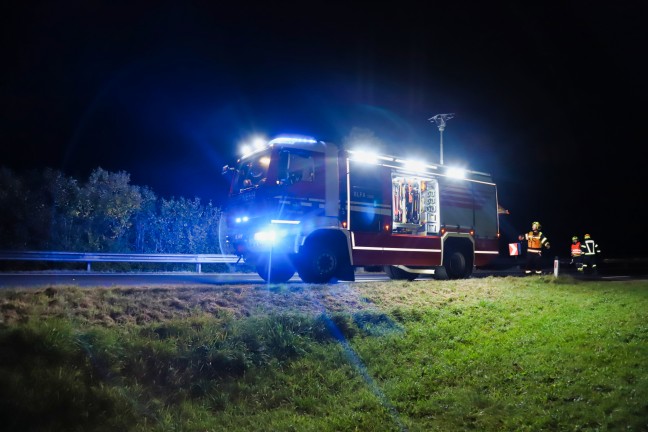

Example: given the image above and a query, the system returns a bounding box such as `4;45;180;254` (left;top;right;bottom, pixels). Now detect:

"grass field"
1;276;647;431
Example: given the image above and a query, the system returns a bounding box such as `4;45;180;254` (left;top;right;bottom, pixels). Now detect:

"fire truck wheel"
444;250;467;279
256;259;295;283
384;265;417;281
298;245;338;283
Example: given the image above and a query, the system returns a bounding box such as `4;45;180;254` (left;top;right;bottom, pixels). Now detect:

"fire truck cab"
222;135;500;283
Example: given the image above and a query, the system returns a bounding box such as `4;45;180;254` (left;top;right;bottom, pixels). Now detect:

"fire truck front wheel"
256;257;295;283
297;244;339;284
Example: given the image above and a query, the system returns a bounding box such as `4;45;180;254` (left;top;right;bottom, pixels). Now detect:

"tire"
384;265;417;281
256;257;295;283
444;250;467;279
298;244;339;284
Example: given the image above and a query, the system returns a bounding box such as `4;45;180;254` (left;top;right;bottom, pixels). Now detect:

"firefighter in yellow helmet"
580;233;601;274
518;221;550;275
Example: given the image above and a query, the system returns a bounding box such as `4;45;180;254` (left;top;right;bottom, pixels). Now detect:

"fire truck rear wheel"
298;245;338;284
384;265;417;281
256;259;295;283
444;250;468;279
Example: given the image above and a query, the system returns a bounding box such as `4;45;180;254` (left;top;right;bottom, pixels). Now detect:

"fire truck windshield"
234;152;271;192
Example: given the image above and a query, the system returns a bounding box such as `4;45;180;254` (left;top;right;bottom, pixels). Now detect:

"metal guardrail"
0;251;240;273
2;251;646;275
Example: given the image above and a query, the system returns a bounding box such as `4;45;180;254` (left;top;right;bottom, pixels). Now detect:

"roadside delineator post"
554;256;559;278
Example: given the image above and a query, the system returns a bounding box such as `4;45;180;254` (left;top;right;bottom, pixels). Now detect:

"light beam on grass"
323;314;408;432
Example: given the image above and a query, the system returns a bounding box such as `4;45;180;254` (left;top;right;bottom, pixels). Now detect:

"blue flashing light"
271;219;300;225
253;225;292;245
268;136;317;145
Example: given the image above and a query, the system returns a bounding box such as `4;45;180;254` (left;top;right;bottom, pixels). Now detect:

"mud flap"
337;263;355;281
434;266;448;280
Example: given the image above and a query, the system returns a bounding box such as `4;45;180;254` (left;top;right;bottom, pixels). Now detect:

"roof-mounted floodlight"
239;135;268;157
349;149;379;164
240;144;253;157
252;137;267;150
403;159;427;172
446;166;466;179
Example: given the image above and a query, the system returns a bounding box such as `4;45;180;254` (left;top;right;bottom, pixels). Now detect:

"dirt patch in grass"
0;276;554;327
0;282;382;326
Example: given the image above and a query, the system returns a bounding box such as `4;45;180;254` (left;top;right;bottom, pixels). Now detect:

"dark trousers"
572;256;583;270
582;255;597;272
525;251;542;273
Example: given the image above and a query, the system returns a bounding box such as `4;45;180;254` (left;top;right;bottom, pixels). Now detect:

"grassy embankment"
1;276;647;431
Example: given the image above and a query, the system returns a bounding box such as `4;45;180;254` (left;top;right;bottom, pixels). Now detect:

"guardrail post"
553;256;559;278
196;263;202;273
87;262;92;272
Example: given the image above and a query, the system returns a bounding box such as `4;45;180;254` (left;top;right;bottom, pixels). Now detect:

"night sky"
3;2;647;257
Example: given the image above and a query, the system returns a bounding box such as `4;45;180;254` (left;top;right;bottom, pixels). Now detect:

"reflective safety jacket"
524;231;549;252
571;242;582;257
581;239;601;256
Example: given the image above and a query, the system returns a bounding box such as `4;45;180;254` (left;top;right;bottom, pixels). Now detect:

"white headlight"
254;230;277;243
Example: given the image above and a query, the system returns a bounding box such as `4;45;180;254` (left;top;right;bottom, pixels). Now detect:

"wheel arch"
301;228;351;255
300;228;354;281
442;234;475;261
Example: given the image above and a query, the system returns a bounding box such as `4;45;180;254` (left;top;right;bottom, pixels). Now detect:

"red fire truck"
222;135;500;283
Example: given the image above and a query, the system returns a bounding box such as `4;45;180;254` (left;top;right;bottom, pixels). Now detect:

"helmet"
584;233;591;239
532;221;541;230
572;236;578;242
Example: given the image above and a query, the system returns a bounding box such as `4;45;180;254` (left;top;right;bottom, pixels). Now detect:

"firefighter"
570;236;583;271
580;234;601;274
518;221;550;275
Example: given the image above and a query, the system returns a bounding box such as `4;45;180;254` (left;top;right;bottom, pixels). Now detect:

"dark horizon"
3;2;647;257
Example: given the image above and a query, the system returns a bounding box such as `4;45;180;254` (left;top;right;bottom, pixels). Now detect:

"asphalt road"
0;267;644;289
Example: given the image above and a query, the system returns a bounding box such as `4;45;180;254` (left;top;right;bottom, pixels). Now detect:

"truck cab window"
236;154;270;191
278;150;315;184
